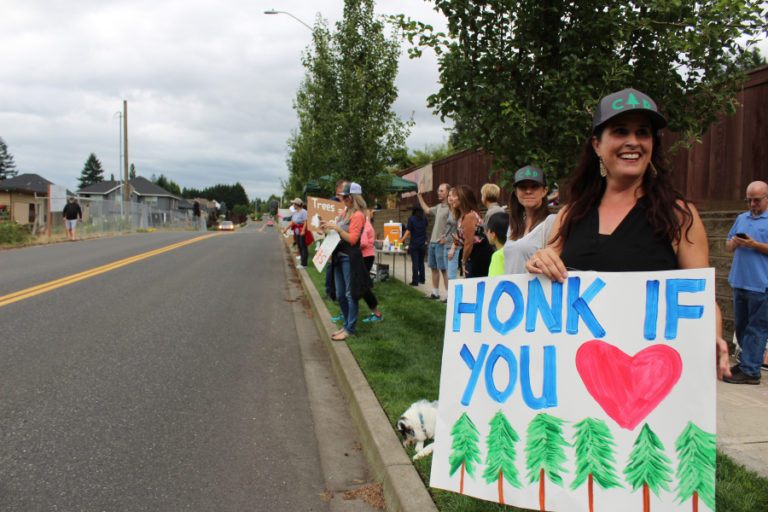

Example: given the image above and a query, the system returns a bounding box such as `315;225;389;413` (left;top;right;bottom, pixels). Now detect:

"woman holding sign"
525;88;731;379
322;182;369;341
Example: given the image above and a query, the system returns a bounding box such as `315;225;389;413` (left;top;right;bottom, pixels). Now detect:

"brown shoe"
723;370;761;385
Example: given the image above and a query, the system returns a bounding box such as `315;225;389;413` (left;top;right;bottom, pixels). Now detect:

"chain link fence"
37;197;207;240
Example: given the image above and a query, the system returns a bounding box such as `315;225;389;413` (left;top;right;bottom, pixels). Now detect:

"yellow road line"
0;233;220;308
258;223;266;232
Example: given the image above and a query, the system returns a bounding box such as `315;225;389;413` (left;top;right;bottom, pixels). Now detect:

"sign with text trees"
430;270;716;512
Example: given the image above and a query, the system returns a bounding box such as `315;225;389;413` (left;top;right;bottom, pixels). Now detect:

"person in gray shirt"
417;182;451;300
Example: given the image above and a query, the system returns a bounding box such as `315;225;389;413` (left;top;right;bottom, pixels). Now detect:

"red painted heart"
575;340;683;430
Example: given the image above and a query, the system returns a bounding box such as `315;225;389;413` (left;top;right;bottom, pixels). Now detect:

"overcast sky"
0;1;449;201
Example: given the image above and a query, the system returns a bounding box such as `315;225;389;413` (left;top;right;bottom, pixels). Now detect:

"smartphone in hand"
736;233;748;239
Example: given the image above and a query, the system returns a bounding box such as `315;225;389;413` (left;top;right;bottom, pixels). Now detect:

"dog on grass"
396;399;438;460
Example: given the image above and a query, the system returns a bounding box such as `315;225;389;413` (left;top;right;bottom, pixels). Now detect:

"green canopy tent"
303;181;321;196
386;175;418;193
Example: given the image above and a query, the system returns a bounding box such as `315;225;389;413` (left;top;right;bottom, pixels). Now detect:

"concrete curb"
286;244;437;512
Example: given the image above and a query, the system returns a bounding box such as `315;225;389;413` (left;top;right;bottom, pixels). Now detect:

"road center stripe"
0;233;220;307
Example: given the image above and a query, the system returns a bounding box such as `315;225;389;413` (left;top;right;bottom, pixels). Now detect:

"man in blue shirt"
725;180;768;384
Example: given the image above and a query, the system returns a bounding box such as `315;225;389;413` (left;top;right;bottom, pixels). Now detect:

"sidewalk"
295;243;768;511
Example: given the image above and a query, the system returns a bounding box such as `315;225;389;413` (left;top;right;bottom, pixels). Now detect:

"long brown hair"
508;185;550;242
556;128;692;246
454;185;479;219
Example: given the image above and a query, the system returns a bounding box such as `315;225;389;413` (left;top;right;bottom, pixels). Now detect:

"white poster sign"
49;185;68;211
430;269;716;512
312;230;340;272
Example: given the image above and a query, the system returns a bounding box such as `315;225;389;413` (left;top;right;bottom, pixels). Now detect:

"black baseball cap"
592;88;667;132
513;165;546;186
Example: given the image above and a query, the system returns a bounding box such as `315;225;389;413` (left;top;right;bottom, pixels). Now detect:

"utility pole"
123;100;130;205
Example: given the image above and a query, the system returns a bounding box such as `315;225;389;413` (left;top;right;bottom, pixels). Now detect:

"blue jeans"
733;287;768;377
334;256;358;334
325;261;335;298
445;244;459;280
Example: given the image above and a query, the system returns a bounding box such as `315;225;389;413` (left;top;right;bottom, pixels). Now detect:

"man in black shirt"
62;197;82;241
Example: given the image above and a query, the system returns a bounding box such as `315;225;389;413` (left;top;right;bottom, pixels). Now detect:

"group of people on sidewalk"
292;87;767;385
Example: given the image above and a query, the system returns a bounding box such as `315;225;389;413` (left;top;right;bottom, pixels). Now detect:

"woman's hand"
448;247;455;260
717;336;732;380
525;247;568;282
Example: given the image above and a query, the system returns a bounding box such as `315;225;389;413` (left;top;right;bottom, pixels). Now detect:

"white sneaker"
296;264;306;269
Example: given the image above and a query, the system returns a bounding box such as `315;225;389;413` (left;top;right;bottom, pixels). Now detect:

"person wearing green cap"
503;165;556;274
524;87;731;380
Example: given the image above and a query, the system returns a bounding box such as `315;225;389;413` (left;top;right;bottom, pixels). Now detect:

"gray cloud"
1;0;448;200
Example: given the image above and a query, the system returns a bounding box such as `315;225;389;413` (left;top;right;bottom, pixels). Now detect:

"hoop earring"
599;157;607;178
649;161;658;178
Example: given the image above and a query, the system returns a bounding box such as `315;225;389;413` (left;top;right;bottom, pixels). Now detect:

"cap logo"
611;92;653;112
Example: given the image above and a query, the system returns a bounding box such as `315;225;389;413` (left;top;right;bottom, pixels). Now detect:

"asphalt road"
0;224;364;511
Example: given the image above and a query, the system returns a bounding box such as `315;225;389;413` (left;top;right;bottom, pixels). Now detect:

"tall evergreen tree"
624;423;674;512
525;413;569;511
129;163;136;180
571;417;623;512
0;136;18;179
448;412;482;495
675;421;716;512
78;153;105;189
482;410;521;504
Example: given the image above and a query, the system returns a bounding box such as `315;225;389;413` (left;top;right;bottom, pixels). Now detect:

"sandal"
332;331;350;341
332;329;345;337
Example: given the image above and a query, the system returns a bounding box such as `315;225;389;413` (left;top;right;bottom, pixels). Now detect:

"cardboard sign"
307;196;345;231
312;230;340;272
430;269;716;512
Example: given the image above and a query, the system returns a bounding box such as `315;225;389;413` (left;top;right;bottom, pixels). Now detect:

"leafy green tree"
0;136;18;179
624;423;674;512
286;17;340;201
286;0;412;200
393;0;766;185
334;0;412;197
675;421;716;512
448;412;482;495
406;141;455;168
482;410;521;504
78;153;105;188
153;173;182;196
571;417;622;512
525;413;569;511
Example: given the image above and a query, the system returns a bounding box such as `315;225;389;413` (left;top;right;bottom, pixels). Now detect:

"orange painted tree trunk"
460;461;465;494
692;490;698;512
498;469;505;504
539;468;546;511
643;483;650;512
588;473;594;512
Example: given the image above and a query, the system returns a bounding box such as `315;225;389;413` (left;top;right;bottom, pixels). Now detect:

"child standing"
486;212;509;277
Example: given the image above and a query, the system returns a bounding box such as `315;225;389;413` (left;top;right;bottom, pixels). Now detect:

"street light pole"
264;9;313;31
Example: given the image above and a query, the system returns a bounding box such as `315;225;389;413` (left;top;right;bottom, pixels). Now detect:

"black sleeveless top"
561;197;678;271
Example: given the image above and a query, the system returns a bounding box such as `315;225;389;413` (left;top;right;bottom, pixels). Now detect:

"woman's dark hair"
412;203;424;220
486;212;509;245
508;183;550;242
454;185;479;218
556;125;693;246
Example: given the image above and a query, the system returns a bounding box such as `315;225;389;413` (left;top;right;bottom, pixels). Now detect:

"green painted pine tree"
675;421;716;512
571;417;622;512
624;423;674;512
525;413;569;511
482;410;521;504
448;412;481;495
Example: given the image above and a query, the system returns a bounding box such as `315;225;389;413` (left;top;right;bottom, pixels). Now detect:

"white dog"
396;399;438;461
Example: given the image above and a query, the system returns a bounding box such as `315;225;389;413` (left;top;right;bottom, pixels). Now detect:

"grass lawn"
304;245;768;512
